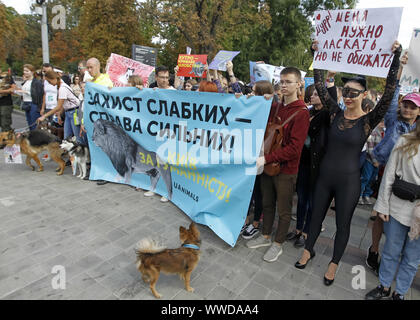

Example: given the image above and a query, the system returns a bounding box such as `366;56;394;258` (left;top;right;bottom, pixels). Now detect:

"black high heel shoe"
323;262;337;286
294;251;315;269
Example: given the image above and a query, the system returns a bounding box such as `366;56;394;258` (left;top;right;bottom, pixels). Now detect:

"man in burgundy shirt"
247;67;310;262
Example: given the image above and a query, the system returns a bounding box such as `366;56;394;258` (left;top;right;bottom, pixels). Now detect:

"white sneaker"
160;196;169;202
246;235;272;249
263;243;283;262
144;191;155;197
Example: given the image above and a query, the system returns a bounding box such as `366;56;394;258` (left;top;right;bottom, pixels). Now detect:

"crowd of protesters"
1;36;419;300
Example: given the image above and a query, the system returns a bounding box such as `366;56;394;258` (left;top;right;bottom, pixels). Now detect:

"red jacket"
264;99;310;175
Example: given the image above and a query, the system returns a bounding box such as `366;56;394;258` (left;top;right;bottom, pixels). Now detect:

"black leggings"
305;170;360;264
248;175;263;222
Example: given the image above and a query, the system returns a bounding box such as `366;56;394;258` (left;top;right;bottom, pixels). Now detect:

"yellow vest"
93;73;113;87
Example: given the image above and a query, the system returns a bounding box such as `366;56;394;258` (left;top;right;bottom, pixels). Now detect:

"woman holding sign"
295;40;402;286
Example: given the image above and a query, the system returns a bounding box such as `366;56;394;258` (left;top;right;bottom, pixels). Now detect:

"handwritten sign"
177;55;208;78
313;7;403;78
107;53;155;87
209;50;240;71
4;145;22;164
400;28;420;94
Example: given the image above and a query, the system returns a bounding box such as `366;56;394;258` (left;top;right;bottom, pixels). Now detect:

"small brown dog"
37;121;64;140
0;129;65;175
135;222;201;298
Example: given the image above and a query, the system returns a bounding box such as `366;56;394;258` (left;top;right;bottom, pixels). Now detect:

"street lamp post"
36;0;50;63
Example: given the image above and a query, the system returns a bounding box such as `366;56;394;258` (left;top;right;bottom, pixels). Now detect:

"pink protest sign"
107;53;155;87
313;7;403;78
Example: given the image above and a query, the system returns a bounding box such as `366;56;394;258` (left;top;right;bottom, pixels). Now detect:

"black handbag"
392;175;420;202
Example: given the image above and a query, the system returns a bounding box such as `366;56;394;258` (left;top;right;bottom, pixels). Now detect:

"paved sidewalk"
0;147;419;300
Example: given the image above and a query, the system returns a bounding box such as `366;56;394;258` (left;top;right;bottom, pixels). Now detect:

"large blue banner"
84;83;272;246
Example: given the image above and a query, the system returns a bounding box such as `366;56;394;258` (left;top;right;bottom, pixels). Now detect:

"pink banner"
107;53;155;87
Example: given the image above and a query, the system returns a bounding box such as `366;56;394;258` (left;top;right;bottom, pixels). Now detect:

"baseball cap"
341;75;367;91
402;93;420;107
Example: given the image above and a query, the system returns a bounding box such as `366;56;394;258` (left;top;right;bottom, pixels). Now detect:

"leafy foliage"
0;0;389;92
76;0;151;68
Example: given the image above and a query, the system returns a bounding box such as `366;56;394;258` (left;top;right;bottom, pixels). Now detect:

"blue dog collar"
182;244;200;250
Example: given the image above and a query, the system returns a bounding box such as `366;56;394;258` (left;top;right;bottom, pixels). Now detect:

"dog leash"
14;121;38;133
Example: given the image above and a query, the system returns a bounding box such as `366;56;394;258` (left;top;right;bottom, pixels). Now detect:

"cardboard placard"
312;7;403;78
107;53;155;87
209;50;240;71
249;62;306;85
4;145;22;164
177;55;208;78
400;29;420;94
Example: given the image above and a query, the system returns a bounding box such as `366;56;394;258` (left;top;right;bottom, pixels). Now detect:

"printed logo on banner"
312;7;403;78
83;83;272;246
400;29;420;94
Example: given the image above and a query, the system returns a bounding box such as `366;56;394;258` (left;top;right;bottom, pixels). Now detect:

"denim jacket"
372;81;417;165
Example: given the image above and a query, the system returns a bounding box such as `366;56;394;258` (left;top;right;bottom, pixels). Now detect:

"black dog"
92;119;172;200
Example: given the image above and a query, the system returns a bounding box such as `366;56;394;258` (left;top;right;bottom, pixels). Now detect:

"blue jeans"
296;163;312;234
360;160;378;197
379;216;420;295
24;102;40;131
64;108;82;143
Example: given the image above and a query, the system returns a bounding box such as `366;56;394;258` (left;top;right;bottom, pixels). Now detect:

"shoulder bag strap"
281;107;306;127
59;84;80;108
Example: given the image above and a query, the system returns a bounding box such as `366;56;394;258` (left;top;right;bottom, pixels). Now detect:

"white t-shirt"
21;80;32;102
44;80;57;110
58;81;80;111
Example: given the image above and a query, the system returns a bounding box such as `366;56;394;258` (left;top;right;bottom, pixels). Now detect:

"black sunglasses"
342;87;365;98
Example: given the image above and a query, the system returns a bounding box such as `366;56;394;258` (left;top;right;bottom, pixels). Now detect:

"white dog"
60;138;89;179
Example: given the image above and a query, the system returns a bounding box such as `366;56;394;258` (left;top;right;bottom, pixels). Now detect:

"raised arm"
311;41;340;116
367;41;402;130
313;69;340;116
383;51;407;127
173;66;184;90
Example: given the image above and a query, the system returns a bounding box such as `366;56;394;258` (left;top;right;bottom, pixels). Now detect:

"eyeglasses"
342;87;365;98
158;76;169;79
279;80;298;86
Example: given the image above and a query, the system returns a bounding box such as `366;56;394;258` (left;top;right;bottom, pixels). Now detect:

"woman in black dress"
295;40;402;286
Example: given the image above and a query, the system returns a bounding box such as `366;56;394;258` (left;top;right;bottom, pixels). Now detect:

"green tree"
0;3;27;72
76;0;151;67
233;0;356;81
139;0;271;70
